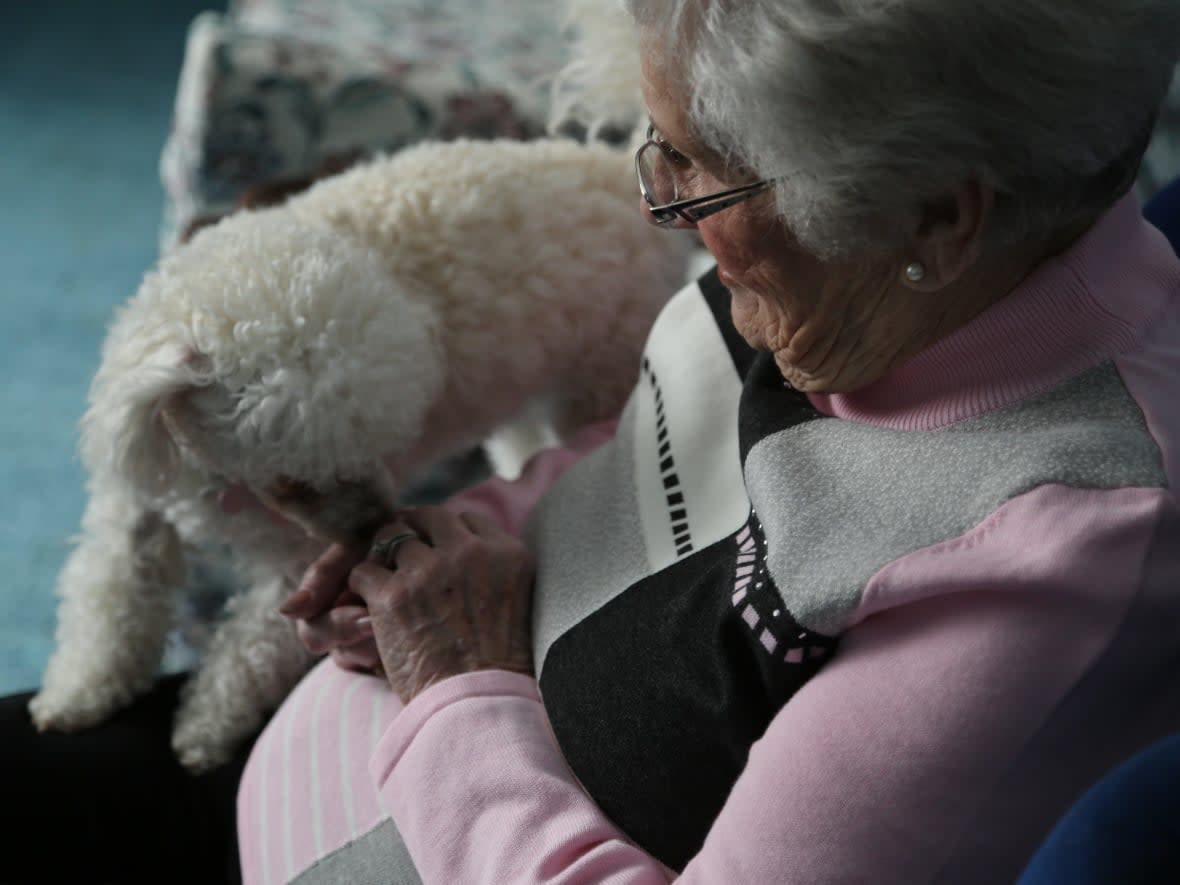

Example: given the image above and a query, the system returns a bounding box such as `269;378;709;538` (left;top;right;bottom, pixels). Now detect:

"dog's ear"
80;348;214;497
157;381;248;480
87;208;449;505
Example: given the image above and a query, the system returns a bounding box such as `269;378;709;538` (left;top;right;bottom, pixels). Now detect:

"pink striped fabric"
238;662;403;885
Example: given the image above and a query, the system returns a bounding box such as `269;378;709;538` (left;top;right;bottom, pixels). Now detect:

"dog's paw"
173;737;230;774
171;713;238;773
28;686;117;733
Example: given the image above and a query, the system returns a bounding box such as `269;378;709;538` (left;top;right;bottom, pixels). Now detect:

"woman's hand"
353;507;536;702
281;506;536;703
282;542;383;674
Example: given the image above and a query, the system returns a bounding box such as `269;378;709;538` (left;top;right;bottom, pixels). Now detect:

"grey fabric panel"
289;819;421;885
527;396;652;673
746;363;1168;635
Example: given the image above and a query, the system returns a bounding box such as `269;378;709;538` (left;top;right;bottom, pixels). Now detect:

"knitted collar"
807;193;1180;430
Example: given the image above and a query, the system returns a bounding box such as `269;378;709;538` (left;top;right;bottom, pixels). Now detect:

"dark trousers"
0;674;253;884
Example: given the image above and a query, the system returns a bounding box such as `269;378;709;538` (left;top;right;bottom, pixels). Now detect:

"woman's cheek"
698;219;748;279
729;290;771;349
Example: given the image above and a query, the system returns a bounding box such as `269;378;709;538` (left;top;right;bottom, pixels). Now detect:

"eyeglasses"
635;125;772;226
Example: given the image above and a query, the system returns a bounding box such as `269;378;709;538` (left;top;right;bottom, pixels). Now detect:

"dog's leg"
30;485;184;731
171;569;315;772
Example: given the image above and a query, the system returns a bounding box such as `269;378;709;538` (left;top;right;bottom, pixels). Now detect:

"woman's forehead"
640;54;707;155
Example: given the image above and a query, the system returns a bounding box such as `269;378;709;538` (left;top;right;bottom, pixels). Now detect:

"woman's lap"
236;659;409;884
0;673;252;884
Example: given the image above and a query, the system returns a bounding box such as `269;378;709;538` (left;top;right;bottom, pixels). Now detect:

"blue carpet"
0;0;215;693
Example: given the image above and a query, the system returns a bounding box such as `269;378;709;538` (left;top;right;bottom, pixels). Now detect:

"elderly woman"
6;1;1177;882
235;1;1180;883
231;2;1180;883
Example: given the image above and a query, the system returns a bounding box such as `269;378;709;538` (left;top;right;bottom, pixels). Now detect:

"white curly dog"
30;137;687;771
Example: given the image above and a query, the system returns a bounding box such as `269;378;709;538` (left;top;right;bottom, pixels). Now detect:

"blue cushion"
1017;732;1180;885
1144;177;1180;254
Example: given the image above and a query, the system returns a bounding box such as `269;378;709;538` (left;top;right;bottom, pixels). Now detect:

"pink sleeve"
371;671;674;884
440;419;618;536
369;485;1175;884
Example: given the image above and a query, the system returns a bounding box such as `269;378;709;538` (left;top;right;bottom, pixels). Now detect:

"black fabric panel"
697;267;759;379
738;352;824;464
539;518;837;871
695;268;823;461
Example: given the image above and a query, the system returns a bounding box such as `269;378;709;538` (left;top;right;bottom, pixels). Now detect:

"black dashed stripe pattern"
643;356;694;557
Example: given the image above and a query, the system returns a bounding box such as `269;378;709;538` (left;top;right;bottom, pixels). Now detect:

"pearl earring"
904;262;926;283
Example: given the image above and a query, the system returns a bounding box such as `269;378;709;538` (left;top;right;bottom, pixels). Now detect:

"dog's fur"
549;0;647;143
30;137;688;770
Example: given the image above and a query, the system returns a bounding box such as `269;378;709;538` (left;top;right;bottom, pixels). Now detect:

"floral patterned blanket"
160;0;569;249
160;0;1180;251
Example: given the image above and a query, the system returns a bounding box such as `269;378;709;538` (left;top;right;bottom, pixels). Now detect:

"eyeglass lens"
638;142;679;205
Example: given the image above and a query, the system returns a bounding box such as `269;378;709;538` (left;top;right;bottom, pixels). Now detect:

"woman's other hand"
281;542;382;673
347;507;536;703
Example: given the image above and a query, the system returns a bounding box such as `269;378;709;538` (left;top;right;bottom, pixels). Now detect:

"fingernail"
279;589;311;615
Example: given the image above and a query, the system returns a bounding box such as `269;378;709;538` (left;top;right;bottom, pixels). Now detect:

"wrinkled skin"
281;506;534;702
636;42;1046;394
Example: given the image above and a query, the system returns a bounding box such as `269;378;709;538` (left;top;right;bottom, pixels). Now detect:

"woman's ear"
906;179;994;290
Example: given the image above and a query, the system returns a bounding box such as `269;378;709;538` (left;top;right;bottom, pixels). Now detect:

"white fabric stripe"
634;284;747;571
370;690;385;750
528;396;651;671
282;680;308;880
259;712;274;885
338;675;366;838
309;671;331;859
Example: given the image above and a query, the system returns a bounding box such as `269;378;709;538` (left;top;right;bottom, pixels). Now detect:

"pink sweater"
238;193;1180;884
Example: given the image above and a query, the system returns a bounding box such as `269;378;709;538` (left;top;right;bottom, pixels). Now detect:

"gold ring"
370;532;418;568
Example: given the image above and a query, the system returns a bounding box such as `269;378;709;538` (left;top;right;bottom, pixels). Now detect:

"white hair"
624;0;1180;257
